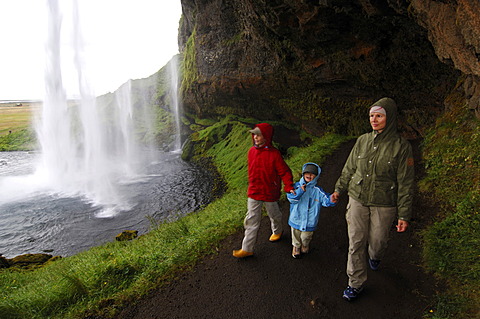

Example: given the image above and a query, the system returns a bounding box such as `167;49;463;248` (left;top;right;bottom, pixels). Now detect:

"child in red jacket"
233;123;295;258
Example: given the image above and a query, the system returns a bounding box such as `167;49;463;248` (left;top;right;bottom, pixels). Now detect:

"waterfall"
168;55;182;152
34;0;145;216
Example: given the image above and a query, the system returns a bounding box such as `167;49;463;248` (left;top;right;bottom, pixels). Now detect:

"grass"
420;100;480;319
0;117;348;318
0;103;38;151
0;129;37;151
0;103;38;136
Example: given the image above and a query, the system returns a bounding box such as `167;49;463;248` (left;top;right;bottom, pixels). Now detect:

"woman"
331;97;415;301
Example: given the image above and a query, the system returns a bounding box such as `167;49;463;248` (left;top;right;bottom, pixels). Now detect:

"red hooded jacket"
247;123;294;202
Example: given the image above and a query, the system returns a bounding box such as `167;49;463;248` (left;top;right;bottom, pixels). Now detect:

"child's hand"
331;192;339;203
289;189;296;196
300;184;306;192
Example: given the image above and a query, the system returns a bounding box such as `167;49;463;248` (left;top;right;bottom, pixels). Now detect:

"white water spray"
33;0;147;216
168;55;182;152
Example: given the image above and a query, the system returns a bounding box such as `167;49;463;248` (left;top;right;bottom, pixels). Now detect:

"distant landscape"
0;101;40;136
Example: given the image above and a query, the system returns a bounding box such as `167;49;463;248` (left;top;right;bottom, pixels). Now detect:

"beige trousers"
241;197;283;252
346;197;397;288
291;227;314;249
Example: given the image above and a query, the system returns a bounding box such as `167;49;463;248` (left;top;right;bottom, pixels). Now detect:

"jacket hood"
300;162;321;185
370;97;398;138
251;123;274;147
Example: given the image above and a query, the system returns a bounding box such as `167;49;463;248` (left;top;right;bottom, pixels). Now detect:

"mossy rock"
8;253;55;270
115;230;138;241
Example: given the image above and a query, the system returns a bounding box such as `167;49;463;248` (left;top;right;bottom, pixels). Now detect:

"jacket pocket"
376;156;397;177
373;181;397;205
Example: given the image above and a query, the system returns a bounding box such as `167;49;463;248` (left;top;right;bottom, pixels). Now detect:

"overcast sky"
0;0;182;100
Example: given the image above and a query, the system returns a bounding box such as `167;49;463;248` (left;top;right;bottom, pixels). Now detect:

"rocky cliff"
178;0;479;136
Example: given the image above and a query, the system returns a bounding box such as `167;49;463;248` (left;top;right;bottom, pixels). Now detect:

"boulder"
115;230;138;241
8;253;54;269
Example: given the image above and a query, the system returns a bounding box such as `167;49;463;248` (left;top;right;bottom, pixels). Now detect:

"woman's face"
370;112;387;132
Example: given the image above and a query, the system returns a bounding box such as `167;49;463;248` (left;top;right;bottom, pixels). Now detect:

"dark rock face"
178;0;478;135
410;0;480;116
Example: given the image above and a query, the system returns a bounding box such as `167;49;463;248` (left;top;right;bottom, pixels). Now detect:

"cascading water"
34;0;137;215
0;0;214;259
168;55;182;152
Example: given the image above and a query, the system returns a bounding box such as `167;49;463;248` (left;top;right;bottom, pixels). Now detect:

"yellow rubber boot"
269;232;282;242
232;249;254;258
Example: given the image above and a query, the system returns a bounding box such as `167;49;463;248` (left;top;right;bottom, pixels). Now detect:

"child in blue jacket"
287;162;336;258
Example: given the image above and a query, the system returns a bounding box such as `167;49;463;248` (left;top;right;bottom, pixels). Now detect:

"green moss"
189;124;204;132
181;27;198;94
182;119;250;190
195;118;218;126
222;32;244;46
420;103;479;206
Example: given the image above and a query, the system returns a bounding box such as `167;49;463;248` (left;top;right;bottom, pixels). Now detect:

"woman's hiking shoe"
269;232;282;242
292;246;301;258
232;249;253;258
342;286;363;301
368;258;381;271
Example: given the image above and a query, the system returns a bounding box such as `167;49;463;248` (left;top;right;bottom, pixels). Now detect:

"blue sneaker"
368;258;381;271
342;286;363;301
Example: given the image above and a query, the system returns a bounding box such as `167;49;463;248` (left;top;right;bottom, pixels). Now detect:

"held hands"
331;191;340;203
396;219;409;232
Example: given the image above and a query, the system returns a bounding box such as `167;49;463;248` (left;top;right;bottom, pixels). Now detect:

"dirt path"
116;140;438;319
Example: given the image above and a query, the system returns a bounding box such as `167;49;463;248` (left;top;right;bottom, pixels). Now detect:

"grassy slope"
420;101;480;319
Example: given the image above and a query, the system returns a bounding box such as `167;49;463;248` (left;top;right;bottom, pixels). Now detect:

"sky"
0;0;182;100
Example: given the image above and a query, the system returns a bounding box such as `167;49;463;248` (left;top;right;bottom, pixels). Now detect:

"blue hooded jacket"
287;163;336;232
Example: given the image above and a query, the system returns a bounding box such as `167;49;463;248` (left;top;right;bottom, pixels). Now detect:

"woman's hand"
396;219;409;232
331;191;340;203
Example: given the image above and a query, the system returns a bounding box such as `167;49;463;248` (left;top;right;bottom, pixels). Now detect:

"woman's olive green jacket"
334;98;415;221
